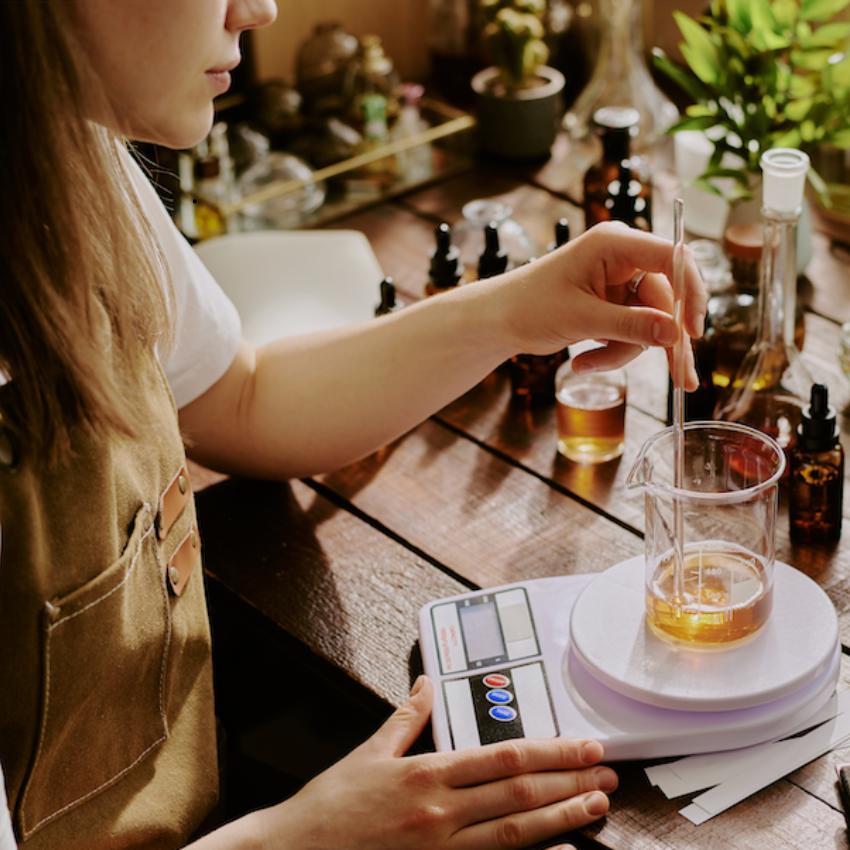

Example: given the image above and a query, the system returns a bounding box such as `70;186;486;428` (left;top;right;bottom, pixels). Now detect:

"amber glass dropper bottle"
426;223;464;296
790;383;843;543
374;276;399;316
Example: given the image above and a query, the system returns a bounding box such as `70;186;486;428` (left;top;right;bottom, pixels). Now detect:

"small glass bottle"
715;149;815;457
555;360;627;463
426;223;464;296
603;161;651;232
478;222;508;280
374;277;400;316
507;220;572;404
790;384;843;543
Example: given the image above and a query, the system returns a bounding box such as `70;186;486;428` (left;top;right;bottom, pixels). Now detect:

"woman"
0;1;704;848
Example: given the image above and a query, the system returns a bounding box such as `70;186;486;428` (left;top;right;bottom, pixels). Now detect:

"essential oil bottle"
426;222;464;296
478;222;509;279
790;384;843;544
374;276;399;316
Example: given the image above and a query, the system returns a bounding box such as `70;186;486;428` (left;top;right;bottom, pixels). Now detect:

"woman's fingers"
453;766;618;825
572;341;644;373
666;344;700;391
444;738;604;788
450;790;610;850
582;299;679;348
362;676;434;758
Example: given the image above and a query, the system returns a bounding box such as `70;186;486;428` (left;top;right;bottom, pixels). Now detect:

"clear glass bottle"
562;0;678;151
296;22;359;115
715;149;815;458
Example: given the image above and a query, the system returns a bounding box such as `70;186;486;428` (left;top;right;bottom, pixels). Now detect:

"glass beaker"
626;422;785;647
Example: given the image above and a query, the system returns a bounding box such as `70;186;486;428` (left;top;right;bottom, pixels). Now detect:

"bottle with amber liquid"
507;220;571;404
715;149;815;458
707;223;805;393
604;162;651;232
584;106;651;229
426;223;464;296
790;384;843;543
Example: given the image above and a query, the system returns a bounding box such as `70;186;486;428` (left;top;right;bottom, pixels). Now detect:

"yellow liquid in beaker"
646;548;772;646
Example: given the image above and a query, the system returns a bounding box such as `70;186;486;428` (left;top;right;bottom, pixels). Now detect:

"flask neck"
756;209;799;349
597;0;645;66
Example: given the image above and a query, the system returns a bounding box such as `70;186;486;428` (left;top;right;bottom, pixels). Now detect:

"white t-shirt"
0;147;243;846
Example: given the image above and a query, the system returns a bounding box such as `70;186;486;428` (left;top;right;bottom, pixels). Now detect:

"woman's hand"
252;676;616;850
494;222;707;389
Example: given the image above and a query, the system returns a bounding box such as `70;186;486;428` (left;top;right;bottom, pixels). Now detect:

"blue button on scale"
489;705;517;722
485;689;513;705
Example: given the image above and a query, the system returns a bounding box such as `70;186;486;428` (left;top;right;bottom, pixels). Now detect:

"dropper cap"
429;223;464;289
478;222;509;279
761;148;810;215
374;276;397;316
797;383;838;452
550;218;570;251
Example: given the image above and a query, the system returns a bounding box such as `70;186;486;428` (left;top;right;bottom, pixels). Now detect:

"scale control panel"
428;586;558;749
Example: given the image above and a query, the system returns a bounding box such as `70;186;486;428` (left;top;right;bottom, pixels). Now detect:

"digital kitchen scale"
418;556;840;760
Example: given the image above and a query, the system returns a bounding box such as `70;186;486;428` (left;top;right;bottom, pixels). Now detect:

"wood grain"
197;476;466;707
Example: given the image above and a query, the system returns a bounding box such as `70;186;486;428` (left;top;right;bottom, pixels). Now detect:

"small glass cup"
554;362;626;463
627;422;785;647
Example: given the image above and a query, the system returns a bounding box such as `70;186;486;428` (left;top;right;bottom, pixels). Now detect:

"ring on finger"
627;271;647;295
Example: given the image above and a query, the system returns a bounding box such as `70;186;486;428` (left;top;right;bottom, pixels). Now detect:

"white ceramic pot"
471;65;565;161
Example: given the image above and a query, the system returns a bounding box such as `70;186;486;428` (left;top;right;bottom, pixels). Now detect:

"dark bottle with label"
426;222;464;296
374;276;399;316
584;106;651;229
790;384;843;543
478;222;509;279
507;220;572;405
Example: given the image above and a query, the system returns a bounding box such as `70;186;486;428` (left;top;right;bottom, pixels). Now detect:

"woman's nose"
227;0;278;33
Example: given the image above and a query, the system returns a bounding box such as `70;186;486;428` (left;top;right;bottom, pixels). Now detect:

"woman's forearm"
180;275;516;479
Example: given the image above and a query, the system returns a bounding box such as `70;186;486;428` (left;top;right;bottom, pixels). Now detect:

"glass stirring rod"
672;198;687;607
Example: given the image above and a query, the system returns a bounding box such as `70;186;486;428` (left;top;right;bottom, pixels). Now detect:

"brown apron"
0;352;218;848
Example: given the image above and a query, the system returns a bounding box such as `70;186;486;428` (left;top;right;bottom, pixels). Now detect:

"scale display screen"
460;600;505;662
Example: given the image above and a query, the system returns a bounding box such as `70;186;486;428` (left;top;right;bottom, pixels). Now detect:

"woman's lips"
205;70;232;93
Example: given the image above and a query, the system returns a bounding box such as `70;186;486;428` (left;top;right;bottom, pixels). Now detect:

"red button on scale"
483;674;510;689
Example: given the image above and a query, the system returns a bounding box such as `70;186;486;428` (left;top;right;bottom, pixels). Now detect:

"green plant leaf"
726;0;752;30
799;21;850;48
807;166;831;205
772;126;803;145
791;47;836;68
675;11;721;85
750;0;779;33
785;97;814;119
686;103;717;117
667;114;719;133
751;29;792;50
651;47;712;101
825;51;850;87
695;177;726;197
801;0;850;22
772;0;799;28
829;128;850;146
701;166;753;186
789;72;818;96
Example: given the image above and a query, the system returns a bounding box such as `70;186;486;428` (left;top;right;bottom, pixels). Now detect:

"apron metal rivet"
178;474;188;495
168;566;180;586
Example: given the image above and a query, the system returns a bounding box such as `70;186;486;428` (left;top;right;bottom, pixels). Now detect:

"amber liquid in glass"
555;379;625;463
646;547;772;646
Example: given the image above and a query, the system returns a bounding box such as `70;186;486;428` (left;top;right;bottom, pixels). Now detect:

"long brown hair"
0;2;172;467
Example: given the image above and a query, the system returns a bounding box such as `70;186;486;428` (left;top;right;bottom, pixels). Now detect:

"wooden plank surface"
198;133;850;849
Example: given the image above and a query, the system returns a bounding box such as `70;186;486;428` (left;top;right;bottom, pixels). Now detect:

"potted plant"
471;0;566;160
653;0;850;206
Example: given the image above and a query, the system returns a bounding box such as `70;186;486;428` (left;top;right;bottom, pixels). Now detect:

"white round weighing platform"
570;559;839;712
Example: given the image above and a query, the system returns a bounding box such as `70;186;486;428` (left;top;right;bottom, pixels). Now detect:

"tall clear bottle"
715;149;814;456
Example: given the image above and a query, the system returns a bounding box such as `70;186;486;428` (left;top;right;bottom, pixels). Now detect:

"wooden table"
194;134;850;849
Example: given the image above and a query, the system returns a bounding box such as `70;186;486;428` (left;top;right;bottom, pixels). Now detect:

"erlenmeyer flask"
715;150;815;457
562;0;678;151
